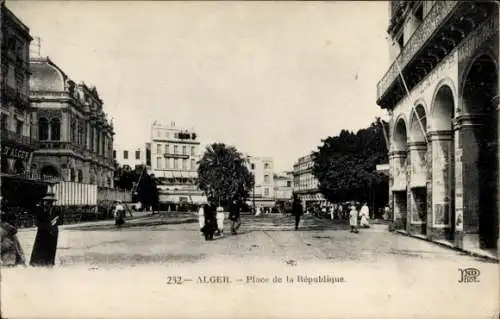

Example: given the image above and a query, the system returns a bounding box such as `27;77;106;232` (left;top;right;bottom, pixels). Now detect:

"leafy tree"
312;119;389;208
114;164;159;208
197;143;255;206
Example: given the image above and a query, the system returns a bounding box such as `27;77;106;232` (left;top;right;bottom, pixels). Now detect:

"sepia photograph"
1;0;499;318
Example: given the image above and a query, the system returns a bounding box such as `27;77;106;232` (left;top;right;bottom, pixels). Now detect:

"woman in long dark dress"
202;204;217;240
30;193;59;267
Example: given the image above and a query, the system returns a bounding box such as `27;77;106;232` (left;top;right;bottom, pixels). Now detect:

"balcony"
38;141;77;151
377;1;459;106
1;129;39;149
376;1;493;108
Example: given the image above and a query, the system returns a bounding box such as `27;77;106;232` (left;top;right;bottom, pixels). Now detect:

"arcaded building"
29;57;115;186
377;1;498;254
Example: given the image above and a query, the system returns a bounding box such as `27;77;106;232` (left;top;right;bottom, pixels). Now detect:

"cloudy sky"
9;1;390;171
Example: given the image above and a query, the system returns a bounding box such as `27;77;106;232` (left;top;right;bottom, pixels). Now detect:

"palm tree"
197;143;254;206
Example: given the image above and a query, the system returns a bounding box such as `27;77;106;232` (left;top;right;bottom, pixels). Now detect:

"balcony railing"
38;141;77;151
1;129;39;148
377;1;459;101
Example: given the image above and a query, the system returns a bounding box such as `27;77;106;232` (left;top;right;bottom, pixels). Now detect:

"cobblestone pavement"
3;214;498;319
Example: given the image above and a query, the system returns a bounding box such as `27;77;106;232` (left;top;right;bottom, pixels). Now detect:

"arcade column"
408;141;428;235
389;150;408;229
454;114;485;249
427;130;454;241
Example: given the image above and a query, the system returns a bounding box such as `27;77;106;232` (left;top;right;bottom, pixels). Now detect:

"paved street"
2;213;498;319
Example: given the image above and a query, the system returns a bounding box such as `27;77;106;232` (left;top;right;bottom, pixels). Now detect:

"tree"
312;120;389;208
197;143;254;206
114;164;159;208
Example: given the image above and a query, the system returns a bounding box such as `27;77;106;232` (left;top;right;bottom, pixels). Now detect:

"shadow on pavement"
68;218;197;231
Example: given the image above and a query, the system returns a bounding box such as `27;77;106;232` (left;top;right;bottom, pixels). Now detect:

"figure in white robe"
359;203;370;228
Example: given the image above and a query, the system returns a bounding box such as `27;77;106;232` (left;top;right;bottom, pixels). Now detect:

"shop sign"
1;144;31;160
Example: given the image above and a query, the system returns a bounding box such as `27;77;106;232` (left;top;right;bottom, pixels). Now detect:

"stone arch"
460;53;498;249
461;53;498;114
409;104;428;143
392;116;408;152
430;84;455;132
41;165;60;178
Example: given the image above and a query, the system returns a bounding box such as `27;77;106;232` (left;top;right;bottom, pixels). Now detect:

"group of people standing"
349;202;370;233
198;199;242;241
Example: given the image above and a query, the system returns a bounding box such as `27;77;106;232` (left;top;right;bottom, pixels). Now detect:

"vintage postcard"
1;1;499;318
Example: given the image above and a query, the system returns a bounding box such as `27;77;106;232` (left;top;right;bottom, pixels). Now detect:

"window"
174;145;178;154
174;158;179;169
38;118;49;140
113;150;116;159
191;159;196;170
165;132;169;138
157;157;162;169
165;144;170;154
182;159;187;170
135;150;140;160
287;181;292;187
164;158;168;169
264;163;270;169
123;150;128;159
156;129;161;137
191;146;195;156
1;114;7;131
264;188;269;196
264;174;270;184
157;144;162;154
182;146;187;155
15;120;23;135
251;163;255;170
50;118;60;140
169;158;174;169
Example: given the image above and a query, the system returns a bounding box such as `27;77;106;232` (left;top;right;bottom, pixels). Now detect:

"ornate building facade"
29;57;115;187
292;153;324;207
377;1;499;254
1;3;35;178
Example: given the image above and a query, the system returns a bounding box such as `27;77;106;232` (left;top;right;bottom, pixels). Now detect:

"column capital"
427;130;453;141
453;113;489;129
389;150;407;158
408;141;428;150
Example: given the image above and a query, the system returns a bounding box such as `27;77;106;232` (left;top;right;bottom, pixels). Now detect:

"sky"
9;1;389;172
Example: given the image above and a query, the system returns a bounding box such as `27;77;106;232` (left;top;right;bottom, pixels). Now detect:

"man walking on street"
291;193;303;231
229;199;241;235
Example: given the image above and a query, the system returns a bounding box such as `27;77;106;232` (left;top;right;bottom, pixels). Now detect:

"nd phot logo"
458;267;480;283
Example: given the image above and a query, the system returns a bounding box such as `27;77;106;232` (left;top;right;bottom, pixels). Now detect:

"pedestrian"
349;202;359;233
30;193;60;267
359;202;370;228
202;204;217;240
216;205;225;237
114;200;125;227
198;204;205;234
0;197;26;267
383;205;390;220
229;199;241;235
291;193;303;231
255;206;261;216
